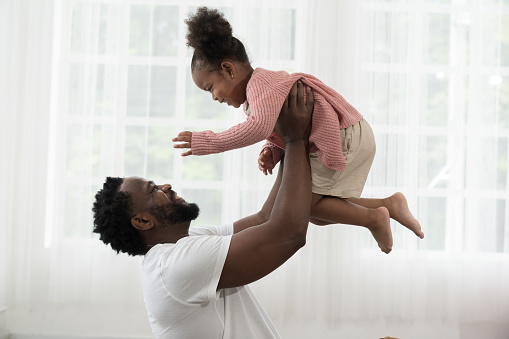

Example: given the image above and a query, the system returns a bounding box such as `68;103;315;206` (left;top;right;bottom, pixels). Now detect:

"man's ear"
221;61;236;80
131;212;156;231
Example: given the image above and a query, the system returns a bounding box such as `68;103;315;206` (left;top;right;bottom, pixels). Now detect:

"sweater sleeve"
190;114;274;156
191;70;288;156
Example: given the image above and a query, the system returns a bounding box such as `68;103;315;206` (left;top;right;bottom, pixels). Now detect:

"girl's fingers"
173;131;192;141
173;143;191;149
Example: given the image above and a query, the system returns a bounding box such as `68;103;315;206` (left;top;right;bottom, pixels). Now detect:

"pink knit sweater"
190;68;363;171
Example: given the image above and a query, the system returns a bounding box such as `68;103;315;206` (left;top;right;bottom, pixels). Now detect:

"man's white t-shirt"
141;224;280;339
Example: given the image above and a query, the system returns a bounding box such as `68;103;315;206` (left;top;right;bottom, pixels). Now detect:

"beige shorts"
310;119;376;198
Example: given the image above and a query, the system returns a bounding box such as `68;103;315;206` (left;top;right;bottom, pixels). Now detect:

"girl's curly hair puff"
185;7;249;70
92;177;146;256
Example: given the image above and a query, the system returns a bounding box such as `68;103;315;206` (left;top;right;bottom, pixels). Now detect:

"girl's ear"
131;212;155;231
221;61;236;79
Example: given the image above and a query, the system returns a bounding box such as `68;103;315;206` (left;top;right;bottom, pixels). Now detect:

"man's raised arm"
218;81;313;289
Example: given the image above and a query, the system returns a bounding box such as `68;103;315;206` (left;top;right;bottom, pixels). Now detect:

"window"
360;0;509;253
46;0;299;246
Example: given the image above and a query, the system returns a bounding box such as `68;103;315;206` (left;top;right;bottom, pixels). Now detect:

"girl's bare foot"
387;192;424;239
368;207;393;254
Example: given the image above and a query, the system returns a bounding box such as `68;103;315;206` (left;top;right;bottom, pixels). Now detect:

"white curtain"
3;0;509;338
251;0;509;338
0;0;10;336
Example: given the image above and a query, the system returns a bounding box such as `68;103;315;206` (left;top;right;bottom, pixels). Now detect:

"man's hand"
172;131;193;157
258;148;274;175
273;81;313;144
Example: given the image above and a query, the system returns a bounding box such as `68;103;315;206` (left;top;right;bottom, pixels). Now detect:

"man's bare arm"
232;157;284;233
218;82;313;289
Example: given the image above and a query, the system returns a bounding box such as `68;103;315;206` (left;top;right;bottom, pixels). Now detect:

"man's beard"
148;201;200;226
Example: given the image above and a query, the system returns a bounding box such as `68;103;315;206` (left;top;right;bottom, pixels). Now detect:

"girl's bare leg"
347;192;424;239
310;193;393;253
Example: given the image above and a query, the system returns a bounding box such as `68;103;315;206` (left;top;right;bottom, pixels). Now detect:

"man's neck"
144;222;191;248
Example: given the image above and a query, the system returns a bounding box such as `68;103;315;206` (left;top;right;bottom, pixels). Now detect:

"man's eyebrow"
146;180;155;192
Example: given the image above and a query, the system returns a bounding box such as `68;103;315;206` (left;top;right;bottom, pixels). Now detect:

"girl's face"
191;61;246;108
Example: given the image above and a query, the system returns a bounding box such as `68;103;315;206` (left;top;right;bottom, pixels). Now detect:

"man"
92;82;313;338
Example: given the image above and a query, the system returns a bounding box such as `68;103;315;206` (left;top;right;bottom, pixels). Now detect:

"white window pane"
423;74;449;126
152;6;179;57
370;133;412;187
425;13;450;65
363;11;409;64
68;64;87;116
496;139;508;191
70;3;89;55
63;183;96;238
96;64;119;117
482;13;509;67
127;65;149;117
98;4;121;55
124;126;147;176
147;126;175;180
71;3;120;55
481;75;508;129
150;66;176;118
419;135;447;188
66;124;116;177
470;198;505;253
182;154;224;181
363;72;410;125
68;64;119;117
129;5;151;55
418;197;446;250
244;8;295;61
471;137;508;191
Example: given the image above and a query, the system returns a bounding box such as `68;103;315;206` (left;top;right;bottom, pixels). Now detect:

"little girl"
172;7;424;253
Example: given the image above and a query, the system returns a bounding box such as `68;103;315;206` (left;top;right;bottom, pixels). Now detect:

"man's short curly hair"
92;177;146;256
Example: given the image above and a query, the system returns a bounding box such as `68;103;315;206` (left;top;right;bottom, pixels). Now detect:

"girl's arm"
173;72;289;156
172;113;280;157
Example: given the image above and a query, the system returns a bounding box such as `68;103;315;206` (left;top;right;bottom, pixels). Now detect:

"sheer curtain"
3;0;509;338
250;0;509;338
0;1;9;337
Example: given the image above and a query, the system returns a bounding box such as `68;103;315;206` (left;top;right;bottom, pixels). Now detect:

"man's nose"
161;184;172;192
212;93;218;101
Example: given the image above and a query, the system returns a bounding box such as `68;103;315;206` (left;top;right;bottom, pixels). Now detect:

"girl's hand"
172;131;193;157
258;148;275;175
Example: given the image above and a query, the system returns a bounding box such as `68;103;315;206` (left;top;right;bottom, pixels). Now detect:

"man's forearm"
233;158;284;233
270;140;311;235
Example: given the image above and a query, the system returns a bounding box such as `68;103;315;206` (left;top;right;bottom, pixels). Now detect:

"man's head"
92;177;200;256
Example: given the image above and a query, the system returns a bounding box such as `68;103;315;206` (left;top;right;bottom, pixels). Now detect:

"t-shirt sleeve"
159;234;232;304
189;224;234;236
